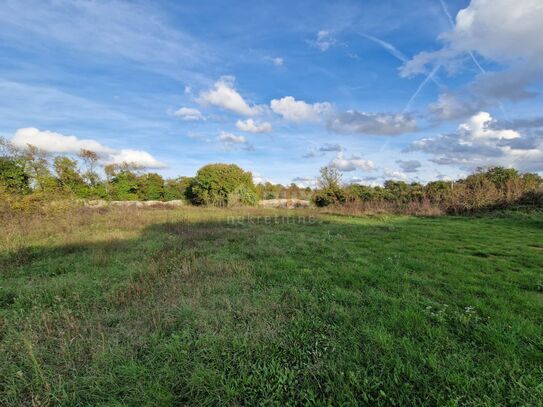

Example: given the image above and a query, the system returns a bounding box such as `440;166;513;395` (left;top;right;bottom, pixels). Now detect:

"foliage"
111;169;140;201
0;157;29;194
1;135;541;214
256;182;312;201
190;163;257;206
163;176;192;201
137;173;164;201
54;156;88;197
342;166;543;213
312;166;346;207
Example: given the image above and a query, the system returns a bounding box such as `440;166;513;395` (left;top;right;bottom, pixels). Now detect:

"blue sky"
1;0;542;186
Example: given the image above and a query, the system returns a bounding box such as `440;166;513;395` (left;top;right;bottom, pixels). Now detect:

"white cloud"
429;92;480;121
236;118;272;133
402;0;543;76
384;169;408;181
108;149;167;168
458;112;519;140
174;107;204;121
330;152;375;172
402;0;543;118
12;127;113;154
313;30;336;51
270;96;332;122
327;111;417;135
217;131;246;144
11;127;166;168
197;76;262;116
408;112;543;171
217;131;254;151
444;0;543;64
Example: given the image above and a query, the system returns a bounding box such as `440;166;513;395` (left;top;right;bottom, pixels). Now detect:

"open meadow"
1;207;542;406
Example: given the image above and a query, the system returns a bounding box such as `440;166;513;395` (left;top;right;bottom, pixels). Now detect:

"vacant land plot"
1;207;542;405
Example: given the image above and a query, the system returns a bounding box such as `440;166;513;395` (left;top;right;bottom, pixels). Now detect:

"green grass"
1;207;542;406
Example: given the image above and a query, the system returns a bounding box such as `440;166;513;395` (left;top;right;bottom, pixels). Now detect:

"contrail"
358;31;443;111
404;63;441;112
438;0;484;74
358;32;408;63
438;0;509;120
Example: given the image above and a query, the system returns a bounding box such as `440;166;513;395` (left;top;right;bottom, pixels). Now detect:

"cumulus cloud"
327;111;417;136
330;152;375;172
217;131;246;144
430;67;543;121
384;169;408;181
403;0;543;77
235;118;272;133
459;112;519;140
270;96;332;123
12;127;113;154
173;107;204;121
108;150;167;168
11;127;166;168
407;111;543;171
429;92;482;121
198;76;262;116
217;131;254;151
396;159;421;173
403;0;543;120
443;0;543;64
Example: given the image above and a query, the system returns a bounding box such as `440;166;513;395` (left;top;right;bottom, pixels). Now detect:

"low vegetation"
0;206;542;405
312;165;543;214
2;137;542;217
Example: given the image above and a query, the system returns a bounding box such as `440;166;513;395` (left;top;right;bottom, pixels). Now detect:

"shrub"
138;173;164;201
0;156;30;194
312;166;346;207
190;164;257;206
163;177;193;201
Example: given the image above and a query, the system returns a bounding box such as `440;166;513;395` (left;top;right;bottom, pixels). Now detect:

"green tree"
54;156;88;197
483;167;519;189
111;169;139;200
78;149;100;186
190;163;257;206
164;177;192;201
22;145;58;193
0;156;30;194
138;173;164;200
312;166;345;207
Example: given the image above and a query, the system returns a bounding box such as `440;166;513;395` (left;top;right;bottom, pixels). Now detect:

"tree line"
1;137;542;213
313;166;543;213
0;138;309;211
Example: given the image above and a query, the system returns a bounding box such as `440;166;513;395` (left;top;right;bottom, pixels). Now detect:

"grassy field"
0;207;542;406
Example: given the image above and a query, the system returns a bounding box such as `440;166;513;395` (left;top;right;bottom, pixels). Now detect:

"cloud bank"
11;128;166;168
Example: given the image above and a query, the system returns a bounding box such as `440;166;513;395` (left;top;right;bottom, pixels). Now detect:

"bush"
0;156;30;194
190;164;257;206
312;188;346;207
312;166;346;207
